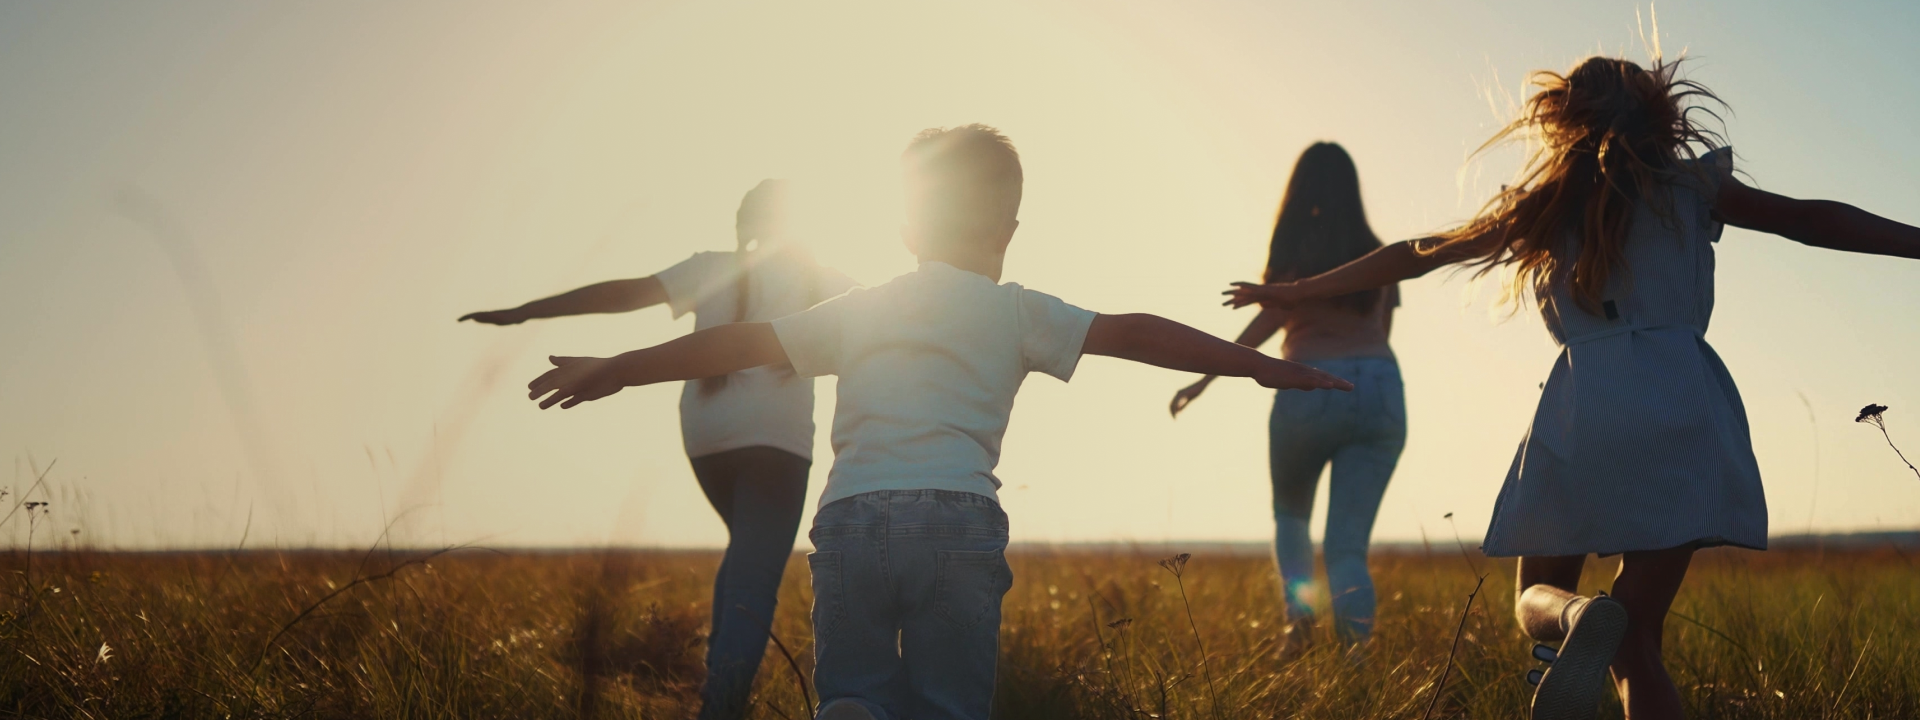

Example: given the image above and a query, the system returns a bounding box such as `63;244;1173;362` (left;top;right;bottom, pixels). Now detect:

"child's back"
777;260;1093;508
1487;146;1766;558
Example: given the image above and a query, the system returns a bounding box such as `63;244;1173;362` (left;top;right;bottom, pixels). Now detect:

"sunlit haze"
4;0;1917;550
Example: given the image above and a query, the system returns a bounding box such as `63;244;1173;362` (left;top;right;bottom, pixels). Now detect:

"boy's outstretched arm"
1083;314;1352;392
527;322;786;409
462;277;667;325
1168;306;1287;417
1716;179;1920;260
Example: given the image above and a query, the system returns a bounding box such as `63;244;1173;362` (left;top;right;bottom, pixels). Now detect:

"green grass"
2;545;1914;718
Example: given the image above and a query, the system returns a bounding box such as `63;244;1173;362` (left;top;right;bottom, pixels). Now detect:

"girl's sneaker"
1529;595;1627;720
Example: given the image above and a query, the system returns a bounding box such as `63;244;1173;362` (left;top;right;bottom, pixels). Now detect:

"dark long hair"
1421;56;1725;315
1264;142;1384;312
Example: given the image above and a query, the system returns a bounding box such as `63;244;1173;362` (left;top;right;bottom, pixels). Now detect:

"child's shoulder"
1664;146;1734;198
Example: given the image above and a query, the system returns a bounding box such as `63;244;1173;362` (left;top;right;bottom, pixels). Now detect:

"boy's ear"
900;224;921;258
993;218;1019;253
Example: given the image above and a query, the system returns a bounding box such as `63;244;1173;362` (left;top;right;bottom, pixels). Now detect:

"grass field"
2;543;1915;719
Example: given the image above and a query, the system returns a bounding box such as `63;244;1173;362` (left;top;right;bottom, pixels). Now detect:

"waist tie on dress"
1561;323;1705;346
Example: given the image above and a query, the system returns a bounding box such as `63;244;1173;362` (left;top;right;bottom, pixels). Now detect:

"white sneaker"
1529;595;1627;720
816;698;880;720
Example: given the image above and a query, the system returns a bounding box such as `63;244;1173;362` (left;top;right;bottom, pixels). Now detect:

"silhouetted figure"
463;180;854;720
1171;142;1403;650
1225;57;1920;720
525;125;1352;720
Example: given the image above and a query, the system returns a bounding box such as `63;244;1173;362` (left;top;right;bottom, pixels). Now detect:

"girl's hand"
1169;377;1215;418
460;308;529;325
1253;358;1352;392
528;356;628;409
1222;281;1304;309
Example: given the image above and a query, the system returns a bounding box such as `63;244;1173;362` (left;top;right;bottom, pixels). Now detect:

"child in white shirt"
464;180;853;720
527;125;1351;720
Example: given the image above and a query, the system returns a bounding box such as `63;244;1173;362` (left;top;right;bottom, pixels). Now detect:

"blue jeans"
808;490;1012;720
689;446;812;720
1269;356;1406;642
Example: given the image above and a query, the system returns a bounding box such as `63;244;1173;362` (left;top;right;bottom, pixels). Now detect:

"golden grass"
2;545;1914;718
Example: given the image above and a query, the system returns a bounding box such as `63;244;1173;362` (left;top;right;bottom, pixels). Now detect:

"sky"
2;0;1918;550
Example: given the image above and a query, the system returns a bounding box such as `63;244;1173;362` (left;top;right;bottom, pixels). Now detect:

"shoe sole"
1530;597;1628;720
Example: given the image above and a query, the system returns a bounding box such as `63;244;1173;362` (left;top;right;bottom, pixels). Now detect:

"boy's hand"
1222;281;1304;309
528;356;627;409
1253;358;1352;392
460;308;529;325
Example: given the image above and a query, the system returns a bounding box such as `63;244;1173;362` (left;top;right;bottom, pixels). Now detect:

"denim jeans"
689;446;812;720
808;490;1012;720
1269;356;1406;642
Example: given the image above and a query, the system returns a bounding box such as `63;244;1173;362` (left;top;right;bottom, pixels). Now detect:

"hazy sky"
4;0;1918;550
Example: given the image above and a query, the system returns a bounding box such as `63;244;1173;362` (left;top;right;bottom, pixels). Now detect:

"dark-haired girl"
461;180;855;720
1227;58;1920;720
1172;142;1403;649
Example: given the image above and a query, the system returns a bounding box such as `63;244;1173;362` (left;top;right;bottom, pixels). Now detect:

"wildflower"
1157;553;1191;578
1857;403;1918;481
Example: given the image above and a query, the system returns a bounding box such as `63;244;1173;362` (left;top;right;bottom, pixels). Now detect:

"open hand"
527;356;626;409
1169;378;1212;418
1221;281;1304;309
460;309;528;325
1253;359;1352;392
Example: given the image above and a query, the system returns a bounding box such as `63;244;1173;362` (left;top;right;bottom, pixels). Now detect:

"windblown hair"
1422;56;1726;315
1264;142;1384;313
901;124;1023;251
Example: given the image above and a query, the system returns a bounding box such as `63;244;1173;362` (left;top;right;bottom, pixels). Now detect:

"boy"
528;125;1351;720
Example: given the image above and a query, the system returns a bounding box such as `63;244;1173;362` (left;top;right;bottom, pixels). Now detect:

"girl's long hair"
1264;142;1384;313
1422;56;1726;315
700;179;814;394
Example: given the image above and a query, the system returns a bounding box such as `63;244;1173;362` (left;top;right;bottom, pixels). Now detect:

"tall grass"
3;543;1913;718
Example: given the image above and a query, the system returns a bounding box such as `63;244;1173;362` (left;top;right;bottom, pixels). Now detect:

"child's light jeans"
1269;355;1407;643
808;490;1012;720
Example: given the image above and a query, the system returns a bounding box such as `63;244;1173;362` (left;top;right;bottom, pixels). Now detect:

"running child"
1224;57;1920;720
527;124;1352;720
462;180;855;720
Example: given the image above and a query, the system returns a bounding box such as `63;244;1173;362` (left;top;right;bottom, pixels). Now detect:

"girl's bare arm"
461;277;668;325
1224;235;1491;308
1716;178;1920;260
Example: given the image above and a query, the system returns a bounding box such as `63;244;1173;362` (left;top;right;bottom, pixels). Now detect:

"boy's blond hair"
902;124;1023;251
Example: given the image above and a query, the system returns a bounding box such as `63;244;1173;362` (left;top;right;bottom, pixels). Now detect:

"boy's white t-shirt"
654;245;857;461
770;261;1098;507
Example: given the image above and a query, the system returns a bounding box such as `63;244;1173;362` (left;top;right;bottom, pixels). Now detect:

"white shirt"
654;244;857;460
770;261;1098;507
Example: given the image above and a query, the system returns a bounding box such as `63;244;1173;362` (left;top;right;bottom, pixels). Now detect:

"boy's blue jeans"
808;490;1012;720
1269;356;1406;643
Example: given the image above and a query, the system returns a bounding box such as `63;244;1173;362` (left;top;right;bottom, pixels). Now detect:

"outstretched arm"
1085;313;1352;392
1168;306;1288;416
526;322;786;409
1222;235;1493;309
1716;178;1920;260
462;277;667;325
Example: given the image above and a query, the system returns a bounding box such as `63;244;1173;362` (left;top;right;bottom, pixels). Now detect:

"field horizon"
4;543;1914;718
